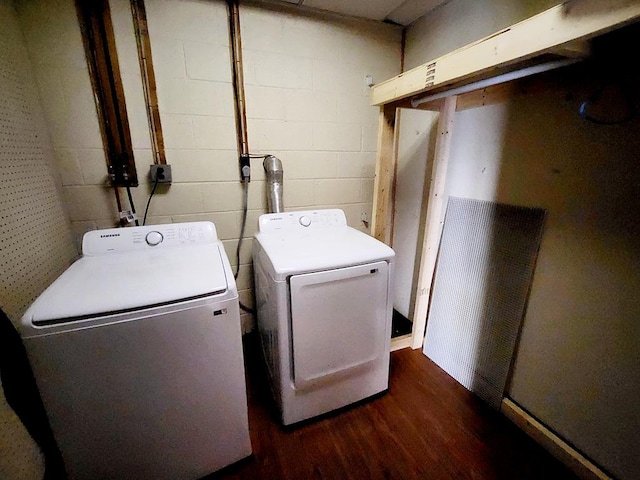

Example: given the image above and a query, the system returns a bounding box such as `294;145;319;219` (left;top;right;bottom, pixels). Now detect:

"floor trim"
390;334;412;352
501;398;611;480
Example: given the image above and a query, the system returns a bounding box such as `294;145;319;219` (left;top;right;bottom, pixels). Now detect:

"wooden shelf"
371;0;640;107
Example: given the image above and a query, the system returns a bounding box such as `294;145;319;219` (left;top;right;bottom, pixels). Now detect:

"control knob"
145;231;163;246
299;216;311;227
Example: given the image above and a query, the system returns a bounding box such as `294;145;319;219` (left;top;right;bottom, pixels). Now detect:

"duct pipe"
264;155;284;213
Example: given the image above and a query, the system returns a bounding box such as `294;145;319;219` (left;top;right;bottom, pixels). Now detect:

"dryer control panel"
258;209;347;234
82;222;218;255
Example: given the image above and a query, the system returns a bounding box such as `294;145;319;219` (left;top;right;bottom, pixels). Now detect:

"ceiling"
268;0;449;26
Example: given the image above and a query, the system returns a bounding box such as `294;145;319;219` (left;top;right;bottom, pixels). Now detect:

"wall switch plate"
149;164;172;184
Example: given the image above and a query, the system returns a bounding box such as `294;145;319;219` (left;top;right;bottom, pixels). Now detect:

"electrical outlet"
149;164;172;184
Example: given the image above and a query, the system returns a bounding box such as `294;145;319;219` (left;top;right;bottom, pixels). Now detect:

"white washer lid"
255;226;395;281
24;244;228;324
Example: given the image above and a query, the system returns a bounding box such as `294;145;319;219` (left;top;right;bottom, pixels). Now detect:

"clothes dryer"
253;209;395;425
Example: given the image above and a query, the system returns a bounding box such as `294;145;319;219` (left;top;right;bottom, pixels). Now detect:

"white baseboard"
501;398;611;480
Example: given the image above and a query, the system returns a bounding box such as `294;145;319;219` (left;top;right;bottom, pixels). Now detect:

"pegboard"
0;3;75;326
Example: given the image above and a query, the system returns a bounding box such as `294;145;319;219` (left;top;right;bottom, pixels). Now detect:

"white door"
289;261;389;390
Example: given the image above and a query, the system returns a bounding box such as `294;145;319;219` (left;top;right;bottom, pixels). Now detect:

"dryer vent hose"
263;155;284;213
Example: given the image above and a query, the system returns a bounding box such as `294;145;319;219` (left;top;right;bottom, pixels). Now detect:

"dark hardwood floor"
209;335;576;480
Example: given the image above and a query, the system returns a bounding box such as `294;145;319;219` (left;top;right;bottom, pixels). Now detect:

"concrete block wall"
16;0;402;330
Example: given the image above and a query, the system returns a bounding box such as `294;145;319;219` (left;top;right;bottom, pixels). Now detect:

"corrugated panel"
423;197;545;409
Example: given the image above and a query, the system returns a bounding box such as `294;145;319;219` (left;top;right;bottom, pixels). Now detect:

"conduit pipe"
411;58;579;108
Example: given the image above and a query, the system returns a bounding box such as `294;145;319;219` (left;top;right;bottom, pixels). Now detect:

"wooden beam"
550;39;591;58
501;398;612;480
456;82;518;111
414;97;444;112
131;0;167;165
371;104;398;244
76;0;138;187
410;96;456;350
371;0;640;106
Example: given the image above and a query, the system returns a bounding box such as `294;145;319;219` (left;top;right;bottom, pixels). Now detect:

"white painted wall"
16;0;402;330
404;1;640;478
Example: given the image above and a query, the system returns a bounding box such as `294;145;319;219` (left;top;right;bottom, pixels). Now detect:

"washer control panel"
258;209;347;234
82;222;218;255
299;216;311;227
145;231;164;246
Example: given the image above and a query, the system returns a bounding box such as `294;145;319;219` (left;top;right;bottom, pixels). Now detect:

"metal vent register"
423;197;546;408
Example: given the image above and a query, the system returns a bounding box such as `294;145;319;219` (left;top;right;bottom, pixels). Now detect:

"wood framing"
390;334;412;352
410;96;456;350
76;0;138;187
501;398;612;480
370;0;640;351
455;82;518;111
130;0;167;165
371;104;399;243
371;0;640;107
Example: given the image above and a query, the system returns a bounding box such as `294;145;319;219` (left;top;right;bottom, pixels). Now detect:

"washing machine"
253;209;395;425
20;222;251;480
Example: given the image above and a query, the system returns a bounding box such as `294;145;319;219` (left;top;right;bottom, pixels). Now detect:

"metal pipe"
411;58;579;108
263;155;284;213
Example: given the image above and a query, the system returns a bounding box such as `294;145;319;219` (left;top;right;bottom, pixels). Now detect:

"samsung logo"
269;217;283;221
100;233;121;238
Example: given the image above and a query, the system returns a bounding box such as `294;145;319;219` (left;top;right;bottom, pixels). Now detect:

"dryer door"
289;261;389;390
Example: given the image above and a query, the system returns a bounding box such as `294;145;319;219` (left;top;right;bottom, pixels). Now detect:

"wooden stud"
131;0;167;165
371;0;640;106
410;96;457;350
388;108;401;246
501;398;612;480
76;0;138;187
371;104;398;244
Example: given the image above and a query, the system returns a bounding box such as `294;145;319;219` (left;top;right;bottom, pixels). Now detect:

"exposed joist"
371;0;640;106
550;39;591;58
410;96;456;350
